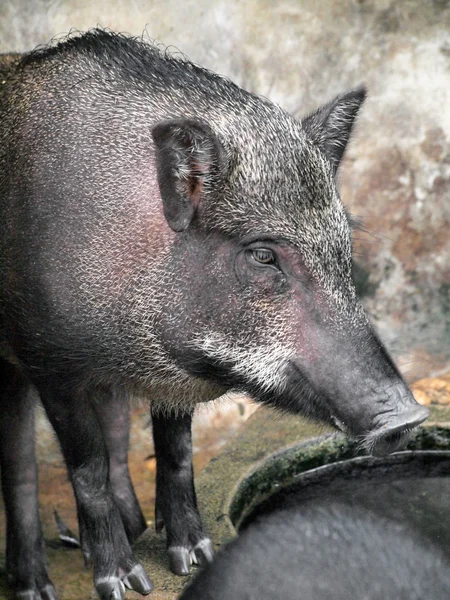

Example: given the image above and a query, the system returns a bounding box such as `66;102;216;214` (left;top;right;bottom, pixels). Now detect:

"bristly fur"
0;28;425;599
1;27;364;398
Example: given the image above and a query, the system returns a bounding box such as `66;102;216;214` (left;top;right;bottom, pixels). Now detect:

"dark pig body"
179;502;450;600
0;30;428;599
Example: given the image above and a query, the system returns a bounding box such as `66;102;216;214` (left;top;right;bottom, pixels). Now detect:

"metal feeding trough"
176;427;450;599
237;450;450;554
179;448;450;599
231;427;450;534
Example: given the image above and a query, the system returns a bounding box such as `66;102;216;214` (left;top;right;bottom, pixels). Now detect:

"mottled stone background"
1;0;449;376
0;2;449;598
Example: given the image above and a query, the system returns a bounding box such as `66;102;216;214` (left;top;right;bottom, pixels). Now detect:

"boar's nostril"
370;404;430;457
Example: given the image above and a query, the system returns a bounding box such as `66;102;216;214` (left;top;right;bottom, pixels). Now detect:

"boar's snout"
366;402;429;456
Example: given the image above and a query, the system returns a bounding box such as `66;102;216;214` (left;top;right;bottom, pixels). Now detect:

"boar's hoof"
95;578;126;600
40;585;59;600
168;538;214;575
168;547;191;576
16;584;58;600
192;538;214;566
96;567;153;600
123;564;154;595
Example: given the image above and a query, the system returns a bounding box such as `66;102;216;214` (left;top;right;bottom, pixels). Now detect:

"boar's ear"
302;87;366;174
152;118;225;232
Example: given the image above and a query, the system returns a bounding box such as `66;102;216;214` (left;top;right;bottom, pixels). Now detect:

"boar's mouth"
276;362;429;457
330;408;430;456
328;402;429;456
361;405;430;456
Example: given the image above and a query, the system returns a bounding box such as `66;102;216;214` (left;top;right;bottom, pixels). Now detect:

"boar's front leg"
93;388;147;544
151;410;214;575
35;381;153;600
0;359;57;600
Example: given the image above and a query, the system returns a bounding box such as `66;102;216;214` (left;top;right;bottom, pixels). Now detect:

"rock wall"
1;0;449;379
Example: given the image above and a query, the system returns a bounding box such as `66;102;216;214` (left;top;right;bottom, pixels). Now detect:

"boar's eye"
248;248;277;266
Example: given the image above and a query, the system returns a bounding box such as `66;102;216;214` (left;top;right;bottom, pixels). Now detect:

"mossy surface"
231;426;450;529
